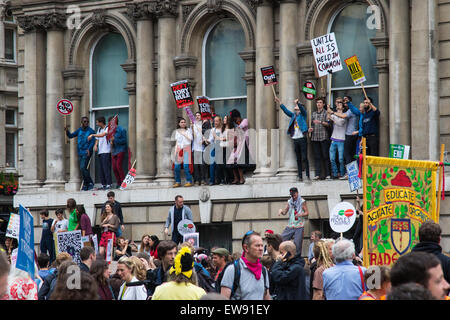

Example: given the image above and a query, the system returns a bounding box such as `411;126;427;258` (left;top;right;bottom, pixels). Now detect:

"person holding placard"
192;112;208;186
327;98;348;179
275;97;310;182
208;116;224;185
308;97;331;180
173;118;194;188
66;116;96;191
164;195;193;245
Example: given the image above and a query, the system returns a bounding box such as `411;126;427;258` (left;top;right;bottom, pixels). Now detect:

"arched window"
91;33;129;185
329;3;378;106
203;19;247;118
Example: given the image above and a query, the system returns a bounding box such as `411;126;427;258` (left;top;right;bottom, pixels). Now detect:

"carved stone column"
121;60;136;168
153;0;178;184
17;15;47;190
43;13;66;189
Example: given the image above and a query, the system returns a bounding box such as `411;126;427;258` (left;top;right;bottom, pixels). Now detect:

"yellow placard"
345;55;366;85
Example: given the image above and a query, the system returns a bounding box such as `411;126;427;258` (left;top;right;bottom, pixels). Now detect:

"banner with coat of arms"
363;156;440;267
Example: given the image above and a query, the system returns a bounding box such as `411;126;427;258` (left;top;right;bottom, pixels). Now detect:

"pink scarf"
241;253;262;280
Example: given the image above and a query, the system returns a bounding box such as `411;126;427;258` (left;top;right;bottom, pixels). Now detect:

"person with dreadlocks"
151;247;206;300
312;240;334;300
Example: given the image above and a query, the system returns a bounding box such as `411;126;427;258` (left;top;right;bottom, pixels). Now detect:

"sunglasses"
242;230;255;245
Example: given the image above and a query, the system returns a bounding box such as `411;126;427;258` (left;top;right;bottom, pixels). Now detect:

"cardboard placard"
302;81;316;100
184;106;196;123
310;32;343;77
260;66;278;86
16;205;35;278
106;237;114;263
346;160;362;192
183;232;199;249
197;96;212;120
57;230;83;264
345;55;366;86
106;115;117;142
120;167;136;190
171;80;194;109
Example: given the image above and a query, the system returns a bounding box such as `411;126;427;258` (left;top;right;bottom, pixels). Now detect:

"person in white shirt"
50;208;69;233
94;117;112;189
192;112;209;186
173;117;193;188
205;115;224;185
117;257;148;300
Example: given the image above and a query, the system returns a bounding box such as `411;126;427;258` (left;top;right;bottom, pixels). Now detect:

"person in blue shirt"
275;97;310;181
323;238;366;300
66;116;96;190
344;96;380;156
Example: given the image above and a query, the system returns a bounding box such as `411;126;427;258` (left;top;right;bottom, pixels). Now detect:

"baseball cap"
289;187;298;195
265;229;274;234
211;248;230;257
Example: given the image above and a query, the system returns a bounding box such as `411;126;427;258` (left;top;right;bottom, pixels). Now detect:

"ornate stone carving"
91;9;107;29
153;0;179;18
182;4;196;22
126;1;156;21
207;0;223;13
17;12;66;32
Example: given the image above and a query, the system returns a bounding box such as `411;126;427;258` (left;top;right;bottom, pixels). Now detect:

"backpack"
223;260;268;300
196;269;216;293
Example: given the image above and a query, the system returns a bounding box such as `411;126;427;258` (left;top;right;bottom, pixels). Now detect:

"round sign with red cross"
56;99;74;116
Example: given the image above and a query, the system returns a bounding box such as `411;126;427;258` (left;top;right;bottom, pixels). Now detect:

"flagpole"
362;137;368;267
436;144;445;222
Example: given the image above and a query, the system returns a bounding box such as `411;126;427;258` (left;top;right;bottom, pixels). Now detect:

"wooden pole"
328;72;333;107
79;156;92;191
64;116;68;144
361;82;369;101
436;144;445;223
270;84;277;98
362;137;368;267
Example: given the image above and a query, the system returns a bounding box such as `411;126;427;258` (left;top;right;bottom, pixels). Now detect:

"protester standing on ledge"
164;195;193;245
278;187;309;255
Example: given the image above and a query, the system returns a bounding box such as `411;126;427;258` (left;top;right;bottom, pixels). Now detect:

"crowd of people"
0;187;449;300
275;95;380;181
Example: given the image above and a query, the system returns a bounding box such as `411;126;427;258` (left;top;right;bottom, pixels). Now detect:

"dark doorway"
197;222;232;253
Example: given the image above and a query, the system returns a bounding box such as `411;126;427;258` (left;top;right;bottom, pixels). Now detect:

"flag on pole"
106;115;118;142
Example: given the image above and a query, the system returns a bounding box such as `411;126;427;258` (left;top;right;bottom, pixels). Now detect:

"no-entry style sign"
302;81;316;100
56;99;74;115
329;202;357;233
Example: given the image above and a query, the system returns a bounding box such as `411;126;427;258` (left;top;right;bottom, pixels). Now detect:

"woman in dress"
99;202;120;258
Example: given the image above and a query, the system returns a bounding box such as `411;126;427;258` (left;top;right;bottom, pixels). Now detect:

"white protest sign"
92;234;99;255
329;202;357;233
183;232;199;249
346;160;362;192
177;219;196;236
6;213;20;239
106;237;114;262
311;32;343;77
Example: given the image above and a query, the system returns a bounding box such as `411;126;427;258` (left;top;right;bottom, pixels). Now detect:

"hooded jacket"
411;241;450;284
280;103;308;136
270;253;307;300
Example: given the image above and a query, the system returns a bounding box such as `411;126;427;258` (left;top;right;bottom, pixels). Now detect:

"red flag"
106;115;118;142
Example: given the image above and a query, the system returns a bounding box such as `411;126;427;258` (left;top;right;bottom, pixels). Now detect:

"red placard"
260;66;278;86
56;99;74;116
171;80;194;109
106;115;118;142
197;96;212;120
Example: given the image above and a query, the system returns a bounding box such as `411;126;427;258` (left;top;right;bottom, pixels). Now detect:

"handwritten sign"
345;55;366;85
347;160;362;192
171;80;194;109
260;66;278;86
310;32;343;77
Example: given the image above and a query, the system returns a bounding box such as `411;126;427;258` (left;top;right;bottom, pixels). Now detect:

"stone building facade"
9;0;450;254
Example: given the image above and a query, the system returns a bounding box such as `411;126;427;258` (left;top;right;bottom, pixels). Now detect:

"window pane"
92;108;129;185
5;29;14;61
205;19;246;99
5;109;15;125
331;3;378;87
92;33;128;108
211;98;247;120
6;132;15;167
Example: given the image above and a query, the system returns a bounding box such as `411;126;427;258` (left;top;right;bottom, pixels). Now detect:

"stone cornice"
248;0;275;7
62;68;85;80
239;49;256;62
152;0;179;18
17;12;66;32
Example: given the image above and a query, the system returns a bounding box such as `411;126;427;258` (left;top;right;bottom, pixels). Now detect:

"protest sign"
197;96;212;120
183;233;199;249
329;202;357;234
56;99;74;116
345;55;366;86
302;81;316;100
81;236;91;248
171;80;194;108
362;153;440;267
92;234;99;255
346;161;362;192
260;66;278;86
109;261;118;274
6;213;20;240
177;219;196;236
310;32;343;77
389;144;410;160
120;160;137;190
106;115;118;142
106;237;114;263
57;230;83;264
16;205;35;278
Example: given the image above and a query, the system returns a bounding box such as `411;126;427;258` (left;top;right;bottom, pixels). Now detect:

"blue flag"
16;205;35;278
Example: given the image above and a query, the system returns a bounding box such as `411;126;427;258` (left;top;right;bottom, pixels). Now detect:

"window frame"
326;3;379;102
201;18;247;103
4;23;17;63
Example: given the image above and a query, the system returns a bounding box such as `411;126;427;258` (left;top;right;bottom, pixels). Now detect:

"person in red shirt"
76;205;93;237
